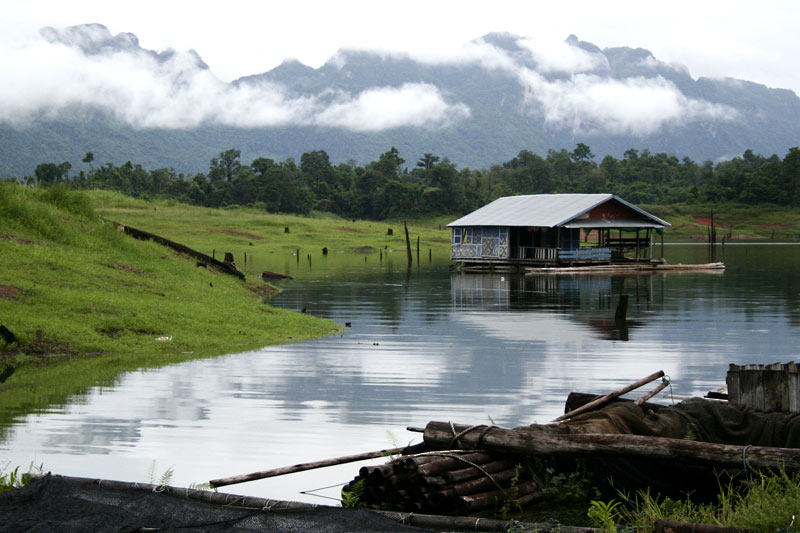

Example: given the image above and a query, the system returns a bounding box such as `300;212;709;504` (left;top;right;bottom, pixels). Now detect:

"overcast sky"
1;0;797;135
4;0;798;92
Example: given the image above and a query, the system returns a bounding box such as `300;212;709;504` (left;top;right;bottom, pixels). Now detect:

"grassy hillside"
0;183;337;422
642;203;800;242
90;190;455;279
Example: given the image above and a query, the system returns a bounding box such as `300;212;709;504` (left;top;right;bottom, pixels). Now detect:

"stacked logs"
342;451;543;515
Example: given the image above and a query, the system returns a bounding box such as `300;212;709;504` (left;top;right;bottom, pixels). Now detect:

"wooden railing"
558;248;611;262
515;246;559;262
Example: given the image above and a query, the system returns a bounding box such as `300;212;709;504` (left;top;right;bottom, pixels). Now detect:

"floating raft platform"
525;262;725;274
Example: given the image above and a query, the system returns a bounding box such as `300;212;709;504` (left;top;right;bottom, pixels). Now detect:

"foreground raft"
344;451;542;514
345;389;800;515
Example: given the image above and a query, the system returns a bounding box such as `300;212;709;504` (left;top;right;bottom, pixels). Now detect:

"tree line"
15;143;800;218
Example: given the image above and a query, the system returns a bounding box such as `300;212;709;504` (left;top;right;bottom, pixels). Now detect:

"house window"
452;228;462;244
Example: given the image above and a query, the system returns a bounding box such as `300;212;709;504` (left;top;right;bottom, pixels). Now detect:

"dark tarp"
525;398;800;499
556;398;800;448
0;474;429;532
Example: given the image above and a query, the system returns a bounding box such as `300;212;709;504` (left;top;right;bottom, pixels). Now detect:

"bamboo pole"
552;370;664;422
209;443;425;488
635;378;670;405
422;421;800;472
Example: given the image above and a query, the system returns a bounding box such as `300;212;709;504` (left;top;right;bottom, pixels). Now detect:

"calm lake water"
2;244;800;504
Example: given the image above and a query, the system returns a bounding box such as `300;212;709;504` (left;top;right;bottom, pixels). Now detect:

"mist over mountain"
2;24;799;177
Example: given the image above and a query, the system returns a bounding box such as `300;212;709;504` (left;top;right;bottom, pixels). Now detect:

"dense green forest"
10;144;800;219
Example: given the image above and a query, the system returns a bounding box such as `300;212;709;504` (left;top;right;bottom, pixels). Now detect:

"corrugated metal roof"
447;194;670;228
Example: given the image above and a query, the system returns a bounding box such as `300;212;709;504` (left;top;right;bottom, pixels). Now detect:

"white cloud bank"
403;34;739;136
518;71;738;136
0;25;469;131
0;24;738;136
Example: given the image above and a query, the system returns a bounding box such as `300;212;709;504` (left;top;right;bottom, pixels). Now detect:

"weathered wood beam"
422;421;800;472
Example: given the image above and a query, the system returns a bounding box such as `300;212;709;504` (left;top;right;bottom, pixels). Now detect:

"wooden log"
107;220;245;280
0;324;18;345
209;442;425;487
437;466;524;497
414;452;495;476
552;370;665;422
261;271;293;280
653;519;751;533
457;479;542;513
443;459;516;484
422;421;800;472
394;452;491;476
392;454;442;475
377;510;595;533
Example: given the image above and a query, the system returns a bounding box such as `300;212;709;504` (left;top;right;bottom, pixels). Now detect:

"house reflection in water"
450;272;663;341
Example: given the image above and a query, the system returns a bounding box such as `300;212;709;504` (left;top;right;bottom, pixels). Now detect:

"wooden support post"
404;222;412;266
615;294;629;320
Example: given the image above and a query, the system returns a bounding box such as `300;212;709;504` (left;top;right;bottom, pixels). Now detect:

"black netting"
0;475;428;532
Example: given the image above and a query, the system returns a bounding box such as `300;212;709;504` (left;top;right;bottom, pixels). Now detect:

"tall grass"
612;470;800;532
0;183;338;432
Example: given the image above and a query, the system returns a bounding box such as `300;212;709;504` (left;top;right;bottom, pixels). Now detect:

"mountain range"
2;24;799;177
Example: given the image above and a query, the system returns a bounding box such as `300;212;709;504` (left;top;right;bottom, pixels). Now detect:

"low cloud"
0;25;469;131
316;84;469;131
517;37;608;74
0;25;738;136
519;70;738;135
399;34;739;135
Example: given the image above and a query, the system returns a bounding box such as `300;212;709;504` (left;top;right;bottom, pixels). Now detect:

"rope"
437;423;509;495
665;375;675;405
448;423;497;448
399;449;510;496
742;444;752;477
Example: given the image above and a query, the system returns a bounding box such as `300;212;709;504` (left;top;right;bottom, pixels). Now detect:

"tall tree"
209;149;241;182
416;153;440;170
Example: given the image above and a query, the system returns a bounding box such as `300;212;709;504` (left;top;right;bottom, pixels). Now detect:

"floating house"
448;194;670;266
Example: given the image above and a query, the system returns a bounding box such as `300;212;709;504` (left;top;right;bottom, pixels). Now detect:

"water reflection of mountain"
450;273;660;341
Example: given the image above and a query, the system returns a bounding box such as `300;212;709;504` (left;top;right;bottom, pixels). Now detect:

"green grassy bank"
89;190;455;278
642;203;800;242
0;183;338;426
